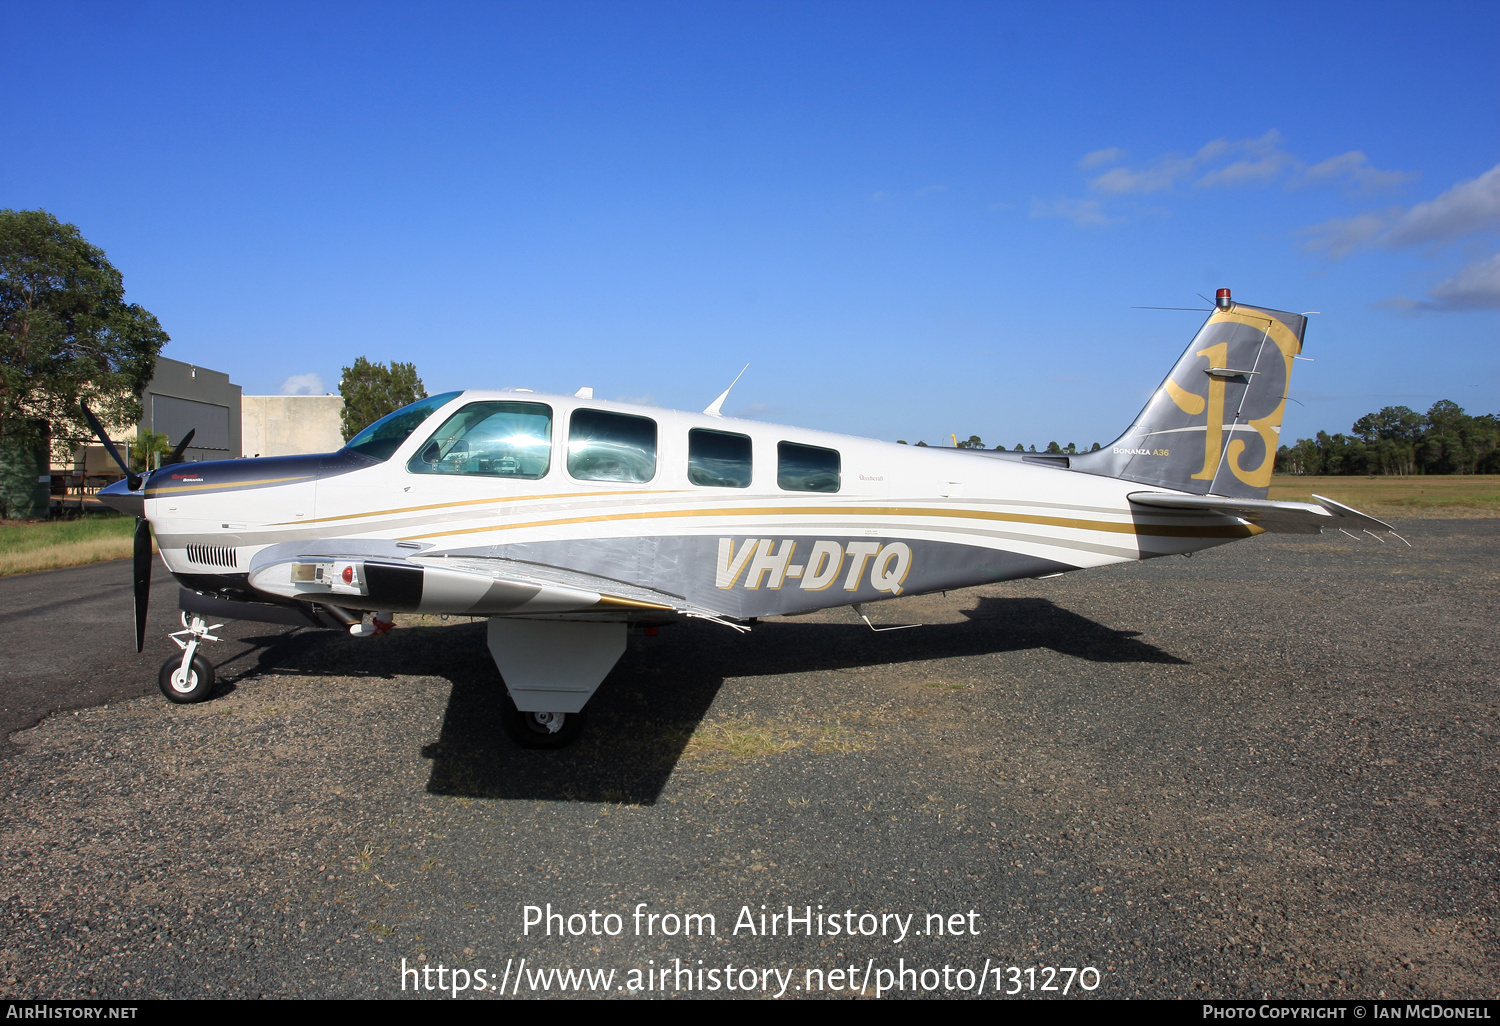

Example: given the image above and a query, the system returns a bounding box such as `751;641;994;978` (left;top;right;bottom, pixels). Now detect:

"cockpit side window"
688;428;752;488
343;392;462;462
407;401;553;479
777;441;840;492
568;409;657;483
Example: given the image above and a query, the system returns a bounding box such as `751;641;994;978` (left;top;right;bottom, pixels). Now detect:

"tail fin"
1071;294;1306;499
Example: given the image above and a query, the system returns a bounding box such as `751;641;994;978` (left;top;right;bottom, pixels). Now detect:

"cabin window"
568;409;658;483
343;392;462;462
407;401;553;479
688;429;752;488
777;441;840;492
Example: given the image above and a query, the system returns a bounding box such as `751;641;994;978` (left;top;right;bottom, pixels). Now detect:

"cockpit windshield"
342;392;461;462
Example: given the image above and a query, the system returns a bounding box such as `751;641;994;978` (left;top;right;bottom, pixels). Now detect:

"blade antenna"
704;364;749;418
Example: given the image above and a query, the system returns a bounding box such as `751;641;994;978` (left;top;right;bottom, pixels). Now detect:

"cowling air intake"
1071;290;1306;500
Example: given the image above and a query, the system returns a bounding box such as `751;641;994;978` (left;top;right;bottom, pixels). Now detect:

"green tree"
1277;399;1499;476
956;434;984;449
1;210;167;515
131;429;172;472
339;357;427;441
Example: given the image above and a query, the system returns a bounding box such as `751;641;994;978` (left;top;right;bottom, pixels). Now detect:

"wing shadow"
224;595;1184;805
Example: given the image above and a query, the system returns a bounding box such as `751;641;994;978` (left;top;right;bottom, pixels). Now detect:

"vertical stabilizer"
1071;294;1306;499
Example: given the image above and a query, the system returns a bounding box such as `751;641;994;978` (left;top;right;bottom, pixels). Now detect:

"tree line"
1276;401;1499;476
898;437;1103;453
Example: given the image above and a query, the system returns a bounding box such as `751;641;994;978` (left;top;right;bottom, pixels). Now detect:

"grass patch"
0;514;143;576
683;718;872;765
684;721;800;761
1269;475;1500;516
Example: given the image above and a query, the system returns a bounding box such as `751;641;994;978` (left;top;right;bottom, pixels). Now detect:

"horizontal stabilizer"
1128;491;1401;538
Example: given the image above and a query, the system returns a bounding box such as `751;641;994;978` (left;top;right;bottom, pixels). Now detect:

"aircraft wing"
1127;491;1401;538
244;538;730;622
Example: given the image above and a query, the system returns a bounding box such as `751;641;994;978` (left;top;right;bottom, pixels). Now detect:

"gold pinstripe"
272;488;682;527
595;595;676;611
395;503;1262;543
150;475;313;494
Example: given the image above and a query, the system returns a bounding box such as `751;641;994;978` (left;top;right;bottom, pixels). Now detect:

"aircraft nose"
98;476;145;518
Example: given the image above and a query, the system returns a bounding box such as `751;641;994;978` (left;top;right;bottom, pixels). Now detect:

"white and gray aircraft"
92;289;1396;747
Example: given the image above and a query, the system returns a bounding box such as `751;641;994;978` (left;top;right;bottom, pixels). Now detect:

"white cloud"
1383;163;1500;248
1194;130;1295;188
1313;162;1500;314
1300;210;1398;258
1425;252;1500;310
1301;162;1500;260
1090;158;1194;195
1078;147;1127;170
1299;151;1416;192
278;373;324;395
1195;155;1288;188
1086;131;1295;196
1030;197;1117;227
1196;152;1296;188
1376;252;1500;314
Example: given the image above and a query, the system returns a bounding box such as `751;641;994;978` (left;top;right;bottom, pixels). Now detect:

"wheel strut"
160;613;223;703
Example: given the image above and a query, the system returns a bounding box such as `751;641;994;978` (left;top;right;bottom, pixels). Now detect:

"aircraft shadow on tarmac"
218;595;1184;805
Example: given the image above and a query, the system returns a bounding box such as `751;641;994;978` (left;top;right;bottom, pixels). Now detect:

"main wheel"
158;653;215;704
501;694;586;749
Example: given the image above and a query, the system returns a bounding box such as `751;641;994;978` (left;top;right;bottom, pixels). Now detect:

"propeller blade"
133;517;152;653
163;429;196;466
79;401;142;490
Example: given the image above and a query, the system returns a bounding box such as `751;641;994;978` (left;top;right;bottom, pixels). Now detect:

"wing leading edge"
244;538;717;621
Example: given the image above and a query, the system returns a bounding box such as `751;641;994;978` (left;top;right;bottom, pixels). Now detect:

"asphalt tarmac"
1;520;1496;1000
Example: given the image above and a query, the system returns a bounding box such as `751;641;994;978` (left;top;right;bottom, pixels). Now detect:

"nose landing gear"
159;612;223;703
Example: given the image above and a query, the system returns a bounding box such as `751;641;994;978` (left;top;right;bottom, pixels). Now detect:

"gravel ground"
1;520;1496;1000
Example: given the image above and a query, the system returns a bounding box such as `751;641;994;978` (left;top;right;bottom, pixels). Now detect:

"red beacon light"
1216;288;1233;310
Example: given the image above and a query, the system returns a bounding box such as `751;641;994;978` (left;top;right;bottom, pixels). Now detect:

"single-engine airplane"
92;288;1397;747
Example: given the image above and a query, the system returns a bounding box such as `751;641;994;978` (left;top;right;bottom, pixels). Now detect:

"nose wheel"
159;653;215;703
158;613;223;703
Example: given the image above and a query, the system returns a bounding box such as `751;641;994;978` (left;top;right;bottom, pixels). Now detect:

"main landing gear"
486;618;625;750
500;697;587;749
158;612;223;703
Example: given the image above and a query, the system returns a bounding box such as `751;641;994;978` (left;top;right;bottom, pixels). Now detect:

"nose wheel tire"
159;654;215;704
501;695;586;749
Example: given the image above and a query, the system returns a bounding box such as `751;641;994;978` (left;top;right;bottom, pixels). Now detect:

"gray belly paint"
455;535;1076;619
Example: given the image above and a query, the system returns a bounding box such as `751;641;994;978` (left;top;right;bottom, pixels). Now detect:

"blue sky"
4;1;1497;448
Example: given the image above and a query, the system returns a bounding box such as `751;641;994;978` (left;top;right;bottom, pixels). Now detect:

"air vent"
185;544;238;569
